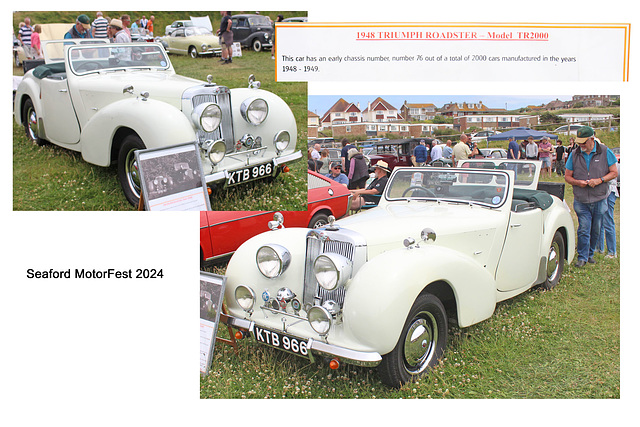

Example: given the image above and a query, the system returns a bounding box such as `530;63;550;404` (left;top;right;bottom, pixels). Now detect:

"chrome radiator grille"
191;92;234;152
303;234;355;307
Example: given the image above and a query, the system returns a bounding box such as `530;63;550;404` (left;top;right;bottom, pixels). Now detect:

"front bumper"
204;150;302;186
221;313;382;367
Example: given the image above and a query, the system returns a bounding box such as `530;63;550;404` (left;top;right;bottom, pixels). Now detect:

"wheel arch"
110;126;138;163
343;245;496;355
421;280;459;326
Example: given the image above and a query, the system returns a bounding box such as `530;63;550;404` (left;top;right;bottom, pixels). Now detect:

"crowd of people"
308;138;392;211
16;12;157;59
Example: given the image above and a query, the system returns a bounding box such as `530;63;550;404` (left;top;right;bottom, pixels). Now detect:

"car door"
495;204;543;292
167;29;185;54
232;17;250;44
39;75;80;144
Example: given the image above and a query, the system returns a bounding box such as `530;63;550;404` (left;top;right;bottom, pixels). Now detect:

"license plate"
253;326;309;357
227;162;274;185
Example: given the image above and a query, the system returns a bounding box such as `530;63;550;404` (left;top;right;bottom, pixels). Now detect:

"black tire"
117;134;145;206
188;46;198;58
308;212;330;229
22;98;46;146
378;293;448;388
543;230;565;290
251;38;262;52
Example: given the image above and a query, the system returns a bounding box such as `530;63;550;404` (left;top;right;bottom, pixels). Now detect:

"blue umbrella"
487;127;558;141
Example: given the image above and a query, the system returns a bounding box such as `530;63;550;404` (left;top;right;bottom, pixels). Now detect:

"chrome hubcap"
125;149;141;198
547;241;560;281
403;312;437;374
27;108;38;141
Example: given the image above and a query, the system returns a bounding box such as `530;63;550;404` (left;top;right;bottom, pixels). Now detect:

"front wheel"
117;135;145;206
188;46;198;58
378;293;448;388
543;230;565;290
251;38;263;52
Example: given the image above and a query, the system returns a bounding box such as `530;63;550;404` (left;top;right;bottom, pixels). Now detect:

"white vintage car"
14;40;301;205
221;160;575;387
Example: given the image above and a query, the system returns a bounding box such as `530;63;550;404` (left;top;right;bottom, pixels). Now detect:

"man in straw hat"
350;160;391;210
564;126;618;267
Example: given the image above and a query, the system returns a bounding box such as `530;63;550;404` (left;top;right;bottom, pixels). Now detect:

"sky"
307;94;574;116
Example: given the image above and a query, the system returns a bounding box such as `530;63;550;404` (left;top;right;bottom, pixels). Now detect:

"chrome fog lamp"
256;245;291;278
274;130;290;153
200;43;207;52
313;253;352;291
240;97;268;125
205;139;226;165
235;285;256;313
192;103;222;132
308;305;332;336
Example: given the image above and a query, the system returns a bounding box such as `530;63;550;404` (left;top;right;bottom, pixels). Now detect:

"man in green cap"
64;14;93;39
564;126;618;267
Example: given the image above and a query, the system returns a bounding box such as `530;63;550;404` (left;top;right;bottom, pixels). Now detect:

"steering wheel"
402;186;437;198
75;61;102;72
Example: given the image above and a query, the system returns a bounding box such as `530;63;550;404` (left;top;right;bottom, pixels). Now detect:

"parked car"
471;130;501;143
553;124;583;135
200;170;351;265
368;138;445;170
157;26;221;58
219;160;575;387
282;17;308;22
14;40;301;206
231;14;274;51
130;27;154;43
479;147;508;159
165;20;194;35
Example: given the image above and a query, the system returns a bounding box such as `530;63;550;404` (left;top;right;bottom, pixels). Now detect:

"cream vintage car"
14;40;301;205
221;160;575;387
158;26;221;58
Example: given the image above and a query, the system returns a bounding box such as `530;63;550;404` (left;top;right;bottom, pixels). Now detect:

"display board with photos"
135;142;211;211
200;272;226;375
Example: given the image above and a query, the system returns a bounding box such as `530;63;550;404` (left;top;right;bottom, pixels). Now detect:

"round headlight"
256;245;291;278
234;285;256;312
313;253;352;291
308;305;332;336
202;104;222;132
206;139;226;165
240;98;268;125
274;130;290;153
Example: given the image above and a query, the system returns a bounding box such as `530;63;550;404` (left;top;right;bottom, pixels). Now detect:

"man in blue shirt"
565;126;618;267
507;137;520;159
412;139;428;166
325;162;349;186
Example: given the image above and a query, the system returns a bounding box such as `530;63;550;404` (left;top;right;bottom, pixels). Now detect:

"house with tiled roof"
307;110;320;139
361;97;402;122
544;99;568;110
440;101;506;117
319;98;362;130
400;101;437;121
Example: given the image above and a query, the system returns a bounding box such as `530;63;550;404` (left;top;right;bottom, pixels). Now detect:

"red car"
200;171;351;265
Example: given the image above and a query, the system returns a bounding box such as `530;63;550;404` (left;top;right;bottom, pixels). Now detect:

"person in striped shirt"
18;17;34;59
92;12;109;39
